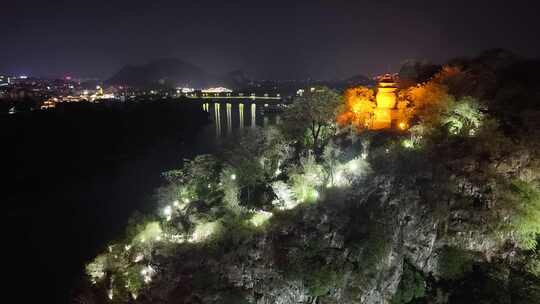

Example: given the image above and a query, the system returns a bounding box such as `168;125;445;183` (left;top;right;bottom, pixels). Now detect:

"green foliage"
222;127;291;208
86;253;109;283
391;261;426;304
219;166;244;215
493;180;540;250
168;154;222;202
321;140;342;174
442;96;485;136
191;269;249;303
305;266;339;297
525;257;540;278
438;246;474;280
289;151;324;203
124;264;144;297
133;221;162;244
282;86;342;148
360;223;392;272
125;212;157;241
302;124;336;148
344;205;394;283
507;180;540;250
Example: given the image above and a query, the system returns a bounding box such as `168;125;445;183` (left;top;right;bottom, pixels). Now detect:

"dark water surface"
3;102;212;303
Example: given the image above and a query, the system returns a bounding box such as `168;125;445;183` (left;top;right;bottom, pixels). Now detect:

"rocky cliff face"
111;175;442;304
126;151;538;304
74;143;540;304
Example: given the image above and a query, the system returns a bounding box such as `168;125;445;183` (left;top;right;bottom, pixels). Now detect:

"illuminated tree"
402;82;450;117
442;96;485;136
219;166;244;215
337;86;376;131
282;87;342;149
161;154;221;203
222;128;280;205
289;151;324;203
321;140;342;186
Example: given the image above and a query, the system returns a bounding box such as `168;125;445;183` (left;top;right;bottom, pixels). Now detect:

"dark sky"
1;0;539;80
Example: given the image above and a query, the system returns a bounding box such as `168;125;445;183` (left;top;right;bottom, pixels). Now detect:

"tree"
282;87;342;149
337;86;376;131
221;127;290;207
398;59;441;88
442;96;485;136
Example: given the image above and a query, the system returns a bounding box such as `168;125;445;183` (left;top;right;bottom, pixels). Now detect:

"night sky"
2;0;540;80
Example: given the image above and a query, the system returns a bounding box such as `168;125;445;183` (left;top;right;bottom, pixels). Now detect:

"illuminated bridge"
179;89;286;137
184;92;282;101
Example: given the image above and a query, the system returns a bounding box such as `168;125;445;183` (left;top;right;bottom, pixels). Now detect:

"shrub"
506;180;540;250
438;246;474;280
391;261;426;304
305;266;339;297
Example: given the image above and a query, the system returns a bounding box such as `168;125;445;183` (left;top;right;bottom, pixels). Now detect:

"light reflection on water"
200;102;281;141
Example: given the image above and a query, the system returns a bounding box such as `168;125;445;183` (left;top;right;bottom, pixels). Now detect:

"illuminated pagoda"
372;74;399;129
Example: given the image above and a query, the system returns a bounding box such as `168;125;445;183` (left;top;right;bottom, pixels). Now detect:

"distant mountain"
107;59;213;88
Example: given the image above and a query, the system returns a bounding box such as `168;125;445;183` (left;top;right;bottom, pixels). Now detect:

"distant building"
40;98;57;110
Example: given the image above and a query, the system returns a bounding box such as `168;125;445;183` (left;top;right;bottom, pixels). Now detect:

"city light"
201;87;232;93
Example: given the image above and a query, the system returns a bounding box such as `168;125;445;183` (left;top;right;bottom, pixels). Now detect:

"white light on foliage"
163;205;172;221
249;210;273;227
133;253;144;263
402;139;414;149
189;221;221;243
141;265;156;284
169;233;186;244
271;181;299;210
